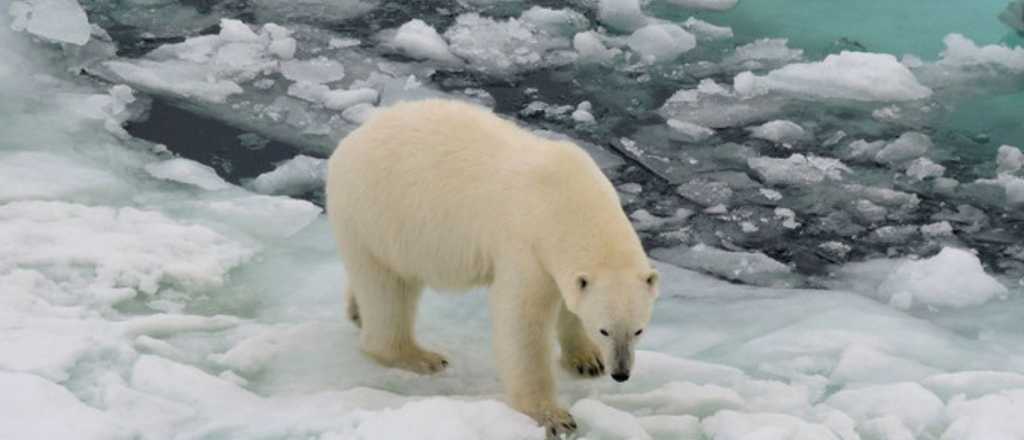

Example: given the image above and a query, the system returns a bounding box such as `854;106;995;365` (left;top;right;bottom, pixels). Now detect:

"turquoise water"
665;0;1020;57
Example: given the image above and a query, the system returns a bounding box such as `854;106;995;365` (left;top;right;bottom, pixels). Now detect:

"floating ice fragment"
748;154;849;186
682;17;733;41
245;154;326;196
877;247;1008;309
145;158;232;191
667;118;715;142
938;33;1024;73
280;57;345;84
906;157;946;180
571;100;595;124
665;0;738;11
323;88;379;111
9;0;91;45
573;31;620;63
875;131;932;165
597;0;648;32
444;13;575;75
747;119;806;145
627;23;697;63
651;244;794;287
723;38;803;70
392;19;461;64
735;52;932;101
996;145;1023;174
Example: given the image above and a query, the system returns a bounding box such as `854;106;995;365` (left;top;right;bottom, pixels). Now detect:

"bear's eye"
577;276;588;290
634;329;644;336
645;273;657;286
599;329;609;337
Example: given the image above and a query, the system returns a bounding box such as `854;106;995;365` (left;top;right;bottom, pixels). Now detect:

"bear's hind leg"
557;301;605;378
346;254;447;374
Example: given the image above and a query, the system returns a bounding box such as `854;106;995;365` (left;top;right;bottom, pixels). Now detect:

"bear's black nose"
611;373;630;382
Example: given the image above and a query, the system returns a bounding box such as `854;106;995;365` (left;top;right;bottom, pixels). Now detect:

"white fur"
326;99;657;435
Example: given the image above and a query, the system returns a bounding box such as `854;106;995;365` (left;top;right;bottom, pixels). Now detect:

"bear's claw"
562;345;605;378
530;407;576;439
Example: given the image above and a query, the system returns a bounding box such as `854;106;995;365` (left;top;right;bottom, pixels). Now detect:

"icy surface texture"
4;0;1024;439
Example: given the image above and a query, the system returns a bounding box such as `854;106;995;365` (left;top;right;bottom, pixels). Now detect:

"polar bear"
326;99;658;437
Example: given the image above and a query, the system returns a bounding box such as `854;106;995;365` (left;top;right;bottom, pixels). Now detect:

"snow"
627;23;697;63
943;390;1024;440
9;0;91;45
144;157;232;191
877;247;1008;309
824;382;945;437
0;151;124;202
391;19;461;64
747;119;806;145
734;52;933;102
0;372;132;439
571;399;651;440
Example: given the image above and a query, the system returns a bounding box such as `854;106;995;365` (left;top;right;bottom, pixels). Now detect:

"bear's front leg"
490;274;577;438
558;300;605;378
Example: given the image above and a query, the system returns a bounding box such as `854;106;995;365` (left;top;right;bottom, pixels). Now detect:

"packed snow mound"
877;247;1008;309
390;19;461;64
0;372;132;439
734;51;933;101
8;0;91;45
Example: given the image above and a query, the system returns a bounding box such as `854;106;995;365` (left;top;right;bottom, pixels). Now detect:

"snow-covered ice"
627;23;697;63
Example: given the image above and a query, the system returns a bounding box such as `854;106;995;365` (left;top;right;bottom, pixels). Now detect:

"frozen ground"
3;0;1024;439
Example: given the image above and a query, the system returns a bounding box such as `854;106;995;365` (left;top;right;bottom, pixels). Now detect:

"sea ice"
877;247;1008;309
651;244;795;287
664;0;739;11
747;119;807;145
597;0;648;32
9;0;91;45
627;24;697;63
906;157;946;180
875;131;932;165
444;12;578;75
748;154;849;186
244;155;326;196
682;17;733;41
996;145;1024;174
667;119;715;142
391;19;461;64
734;51;933;101
144;158;232;191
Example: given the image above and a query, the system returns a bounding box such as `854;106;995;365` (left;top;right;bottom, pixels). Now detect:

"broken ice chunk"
874;131;932;165
627;24;697;63
144;158;231;191
571;101;595;124
723;38;803;71
996;144;1023;174
651;244;796;287
747;119;807;145
391;19;461;64
905;157;945;180
9;0;91;45
664;0;738;11
734;52;932;101
573;31;620;63
570;399;650;440
244;155;326;196
597;0;648;32
681;17;733;41
936;33;1024;73
667;119;715;143
280;57;345;84
748;154;849;186
322;88;379;111
444;13;576;75
877;247;1008;309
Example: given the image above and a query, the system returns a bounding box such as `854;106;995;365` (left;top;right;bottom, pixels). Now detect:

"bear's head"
562;268;659;383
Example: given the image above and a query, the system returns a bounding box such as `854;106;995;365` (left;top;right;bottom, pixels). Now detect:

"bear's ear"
644;270;659;295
